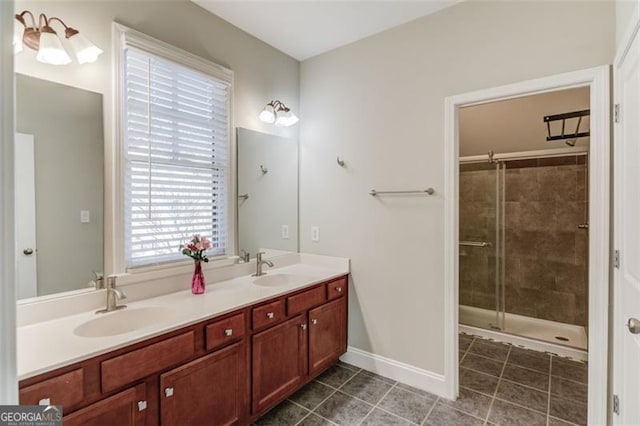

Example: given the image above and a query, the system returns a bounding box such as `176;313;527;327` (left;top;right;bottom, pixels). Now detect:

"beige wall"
299;1;614;374
14;0;300;273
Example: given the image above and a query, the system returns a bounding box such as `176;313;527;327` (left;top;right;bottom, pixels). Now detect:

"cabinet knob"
266;312;275;319
224;328;233;337
336;287;342;293
137;401;147;411
165;387;174;398
311;319;318;325
38;398;50;406
301;323;307;330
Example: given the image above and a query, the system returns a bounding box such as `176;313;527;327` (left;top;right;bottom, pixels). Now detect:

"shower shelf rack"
544;109;590;141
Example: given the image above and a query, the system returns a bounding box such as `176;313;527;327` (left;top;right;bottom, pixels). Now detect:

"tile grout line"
483;344;512;425
356;382;398;426
420;397;440;426
546;355;553;426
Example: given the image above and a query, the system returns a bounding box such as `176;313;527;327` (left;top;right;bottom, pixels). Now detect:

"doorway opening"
458;87;589;358
443;67;610;425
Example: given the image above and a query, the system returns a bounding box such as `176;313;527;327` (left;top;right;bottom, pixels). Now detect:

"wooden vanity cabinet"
19;274;348;426
161;342;247;426
251;315;307;413
308;296;347;377
63;383;146;426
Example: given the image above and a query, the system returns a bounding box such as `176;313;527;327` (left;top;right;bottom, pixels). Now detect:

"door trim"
443;66;610;425
0;0;17;405
612;4;640;425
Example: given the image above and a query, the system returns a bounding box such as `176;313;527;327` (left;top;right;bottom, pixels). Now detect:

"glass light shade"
67;31;103;64
13;21;24;54
37;31;71;65
275;110;299;127
259;106;276;124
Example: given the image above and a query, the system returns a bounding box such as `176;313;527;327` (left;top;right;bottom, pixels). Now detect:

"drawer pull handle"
224;328;233;337
301;323;307;330
336;287;342;292
165;387;174;398
266;312;275;319
138;401;147;411
39;398;50;406
311;319;318;325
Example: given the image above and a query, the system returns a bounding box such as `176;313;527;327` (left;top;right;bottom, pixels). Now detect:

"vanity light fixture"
259;100;299;127
14;10;103;65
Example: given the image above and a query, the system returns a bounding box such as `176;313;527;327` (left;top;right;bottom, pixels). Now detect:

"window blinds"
123;46;230;268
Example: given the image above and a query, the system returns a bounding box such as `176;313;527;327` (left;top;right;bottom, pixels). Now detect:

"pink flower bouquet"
181;234;212;263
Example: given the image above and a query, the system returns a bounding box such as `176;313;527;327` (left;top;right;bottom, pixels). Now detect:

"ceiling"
192;1;460;61
459;87;591;157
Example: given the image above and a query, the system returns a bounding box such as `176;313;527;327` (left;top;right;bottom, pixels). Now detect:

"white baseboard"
340;346;448;399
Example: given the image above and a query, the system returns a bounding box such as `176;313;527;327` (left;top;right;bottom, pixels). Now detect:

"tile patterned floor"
254;335;588;426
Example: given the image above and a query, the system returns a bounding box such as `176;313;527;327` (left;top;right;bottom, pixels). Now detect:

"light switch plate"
311;226;319;242
80;210;90;223
281;225;289;239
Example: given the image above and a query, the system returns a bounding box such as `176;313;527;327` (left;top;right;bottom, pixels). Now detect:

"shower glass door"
459;161;505;331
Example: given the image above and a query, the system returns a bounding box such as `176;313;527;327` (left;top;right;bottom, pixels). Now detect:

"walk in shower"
459;152;589;355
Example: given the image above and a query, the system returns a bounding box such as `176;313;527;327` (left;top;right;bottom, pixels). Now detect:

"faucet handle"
256;252;265;261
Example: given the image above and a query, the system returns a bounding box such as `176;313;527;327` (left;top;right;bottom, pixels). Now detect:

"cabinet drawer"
252;300;285;330
287;285;326;316
206;312;245;351
101;331;195;393
327;277;347;300
20;368;84;408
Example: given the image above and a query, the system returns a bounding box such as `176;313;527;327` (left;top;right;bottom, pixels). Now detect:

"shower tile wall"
460;155;588;326
504;156;588;326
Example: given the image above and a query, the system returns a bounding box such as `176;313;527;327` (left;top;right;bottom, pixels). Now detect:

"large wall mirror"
14;95;299;302
15;74;104;300
237;128;298;258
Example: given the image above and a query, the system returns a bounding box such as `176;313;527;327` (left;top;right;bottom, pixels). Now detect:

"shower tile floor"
254;334;587;426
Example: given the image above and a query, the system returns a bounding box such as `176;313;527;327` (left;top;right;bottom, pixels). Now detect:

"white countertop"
17;258;349;380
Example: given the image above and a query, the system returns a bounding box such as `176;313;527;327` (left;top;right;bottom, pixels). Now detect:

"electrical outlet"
80;210;90;223
281;225;289;239
311;226;320;242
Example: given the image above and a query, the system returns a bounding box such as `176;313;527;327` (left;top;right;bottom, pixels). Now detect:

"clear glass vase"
191;260;206;294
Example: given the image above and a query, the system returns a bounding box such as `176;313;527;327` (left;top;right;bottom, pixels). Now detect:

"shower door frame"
443;66;610;426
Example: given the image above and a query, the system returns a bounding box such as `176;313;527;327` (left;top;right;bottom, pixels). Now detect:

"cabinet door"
63;384;146;426
309;297;347;377
252;315;306;414
160;342;247;426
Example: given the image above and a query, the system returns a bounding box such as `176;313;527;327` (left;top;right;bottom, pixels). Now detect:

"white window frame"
111;22;235;274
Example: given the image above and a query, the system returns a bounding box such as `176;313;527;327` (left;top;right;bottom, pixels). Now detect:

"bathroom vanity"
17;258;348;425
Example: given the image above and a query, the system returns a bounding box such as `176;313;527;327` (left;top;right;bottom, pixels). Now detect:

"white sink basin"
253;273;311;287
74;306;175;338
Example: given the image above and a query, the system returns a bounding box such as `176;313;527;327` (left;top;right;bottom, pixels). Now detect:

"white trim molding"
111;22;236;274
443;66;610;424
0;0;18;404
340;346;447;398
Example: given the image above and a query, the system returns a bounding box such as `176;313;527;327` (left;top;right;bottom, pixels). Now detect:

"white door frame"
443;66;610;425
613;4;640;425
0;0;18;405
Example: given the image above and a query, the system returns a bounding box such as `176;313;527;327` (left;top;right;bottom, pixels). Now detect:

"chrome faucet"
252;252;274;277
96;275;127;314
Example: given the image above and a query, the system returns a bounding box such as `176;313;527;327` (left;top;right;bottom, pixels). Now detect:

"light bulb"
66;29;103;64
275;110;299;127
13;20;24;54
259;105;276;124
37;29;71;65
